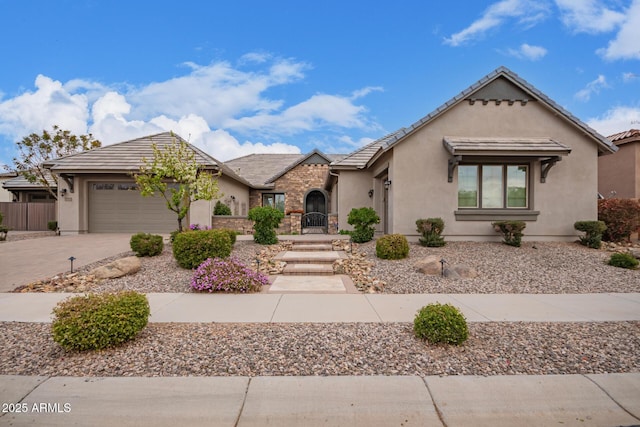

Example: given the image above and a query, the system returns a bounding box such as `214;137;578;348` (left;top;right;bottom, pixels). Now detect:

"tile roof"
43;132;251;186
225;152;345;187
330;130;405;169
224;153;304;187
332;66;617;169
608;129;640;145
2;171;56;190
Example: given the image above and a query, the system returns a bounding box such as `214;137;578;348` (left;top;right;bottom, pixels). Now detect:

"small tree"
247;206;284;244
8;126;101;199
134;136;220;232
347;207;380;243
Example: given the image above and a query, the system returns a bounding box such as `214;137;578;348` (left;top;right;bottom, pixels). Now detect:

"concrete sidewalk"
1;373;638;426
1;292;638;323
0;234;131;292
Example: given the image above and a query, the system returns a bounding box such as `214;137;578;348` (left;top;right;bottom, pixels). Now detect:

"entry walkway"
0;292;638;323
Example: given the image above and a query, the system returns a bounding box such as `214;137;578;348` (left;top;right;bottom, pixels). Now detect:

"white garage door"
89;182;177;233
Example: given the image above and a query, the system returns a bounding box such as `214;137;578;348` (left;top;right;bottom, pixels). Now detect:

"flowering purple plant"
191;257;270;293
189;224;210;231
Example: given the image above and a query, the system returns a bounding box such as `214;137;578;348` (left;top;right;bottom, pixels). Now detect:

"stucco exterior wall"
598;142;638;199
377;101;599;241
335;169;373;231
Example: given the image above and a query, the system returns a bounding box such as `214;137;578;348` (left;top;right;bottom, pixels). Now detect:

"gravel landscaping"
3;238;639;378
1;321;637;377
67;240;640;294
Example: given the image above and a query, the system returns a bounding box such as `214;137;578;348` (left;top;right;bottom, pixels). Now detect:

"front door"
303;190;327;233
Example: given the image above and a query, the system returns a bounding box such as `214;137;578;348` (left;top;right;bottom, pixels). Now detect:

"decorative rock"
630;248;640;260
448;264;478;279
414;256;442;275
90;256;141;279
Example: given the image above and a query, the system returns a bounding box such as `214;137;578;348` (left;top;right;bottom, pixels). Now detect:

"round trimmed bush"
130;232;164;256
214;200;232;215
376;234;409;260
608;252;639;269
52;291;150;351
191;257;270;293
413;303;468;345
172;229;232;269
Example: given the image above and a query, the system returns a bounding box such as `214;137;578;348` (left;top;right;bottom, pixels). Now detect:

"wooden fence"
0;202;56;231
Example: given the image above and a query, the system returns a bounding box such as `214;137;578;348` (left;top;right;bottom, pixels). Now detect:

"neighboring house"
0;172;17;202
1;171;57;202
43;132;251;234
598;129;640;199
330;66;616;241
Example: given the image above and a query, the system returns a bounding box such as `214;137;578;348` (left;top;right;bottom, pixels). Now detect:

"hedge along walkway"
267;237;357;293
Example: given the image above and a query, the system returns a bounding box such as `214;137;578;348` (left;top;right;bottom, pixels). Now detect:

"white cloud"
555;0;626;33
587;105;640;136
0;55;380;164
444;0;550;46
623;72;639;83
0;75;89;140
197;129;301;161
596;0;640;60
574;75;609;102
506;43;548;60
225;92;376;136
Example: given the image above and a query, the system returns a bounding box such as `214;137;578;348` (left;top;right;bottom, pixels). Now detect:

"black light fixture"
61;188;68;196
68;256;76;273
384;179;392;190
439;258;447;277
368;189;374;198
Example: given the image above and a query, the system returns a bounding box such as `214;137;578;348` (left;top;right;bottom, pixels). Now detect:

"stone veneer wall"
249;163;331;212
211;216;254;234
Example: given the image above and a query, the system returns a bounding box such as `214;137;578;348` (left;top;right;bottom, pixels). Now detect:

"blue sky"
1;0;639;168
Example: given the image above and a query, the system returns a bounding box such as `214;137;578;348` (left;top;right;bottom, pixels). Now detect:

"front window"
262;193;285;212
458;164;528;209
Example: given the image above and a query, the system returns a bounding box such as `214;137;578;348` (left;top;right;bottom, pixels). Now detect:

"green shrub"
416;218;446;247
172;229;232;269
247;206;284;245
598;198;640;242
347;207;380;243
608;252;639;269
376;234;409;259
47;221;58;231
492;220;526;247
51;291;150;351
130;232;164;256
413;303;468;345
219;228;237;245
170;229;181;243
574;221;607;249
214;200;232;216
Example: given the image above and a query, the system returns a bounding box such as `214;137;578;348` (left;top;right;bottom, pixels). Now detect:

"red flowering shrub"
598;198;640;242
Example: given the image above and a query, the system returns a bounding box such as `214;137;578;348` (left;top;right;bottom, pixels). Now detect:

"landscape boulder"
90;256;141;279
414;256;443;275
447;264;478;279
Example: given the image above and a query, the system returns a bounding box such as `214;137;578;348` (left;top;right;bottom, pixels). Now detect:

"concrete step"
276;251;341;264
292;243;333;251
283;264;334;276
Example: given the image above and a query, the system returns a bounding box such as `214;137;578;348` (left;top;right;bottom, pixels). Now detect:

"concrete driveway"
0;234;132;292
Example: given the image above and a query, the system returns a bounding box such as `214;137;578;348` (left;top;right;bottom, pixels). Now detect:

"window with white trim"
458;164;528;209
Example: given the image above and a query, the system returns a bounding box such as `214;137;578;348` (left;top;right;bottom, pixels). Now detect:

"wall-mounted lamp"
368;189;374;198
384;179;392;190
61;188;68;196
230;195;236;201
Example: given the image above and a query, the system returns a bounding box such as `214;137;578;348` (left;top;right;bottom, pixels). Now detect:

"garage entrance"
88;182;176;233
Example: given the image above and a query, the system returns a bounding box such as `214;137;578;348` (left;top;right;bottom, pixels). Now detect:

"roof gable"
44;131;251;187
265;149;334;183
334;67;616;169
608;129;640;146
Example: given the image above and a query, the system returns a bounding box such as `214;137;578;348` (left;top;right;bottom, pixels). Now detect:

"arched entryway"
302;189;328;233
